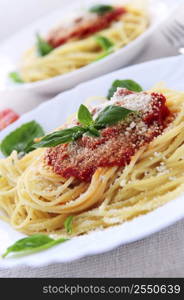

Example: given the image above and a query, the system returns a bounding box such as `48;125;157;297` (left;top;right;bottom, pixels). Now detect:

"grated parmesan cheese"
169;176;176;181
156;162;170;175
120;179;126;187
154;152;161;157
103;217;121;224
112;88;153;111
92;88;153;119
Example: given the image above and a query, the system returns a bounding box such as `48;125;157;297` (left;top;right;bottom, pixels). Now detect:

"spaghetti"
19;1;149;82
0;83;184;237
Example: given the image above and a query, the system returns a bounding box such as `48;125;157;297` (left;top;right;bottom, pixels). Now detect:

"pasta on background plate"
10;0;149;83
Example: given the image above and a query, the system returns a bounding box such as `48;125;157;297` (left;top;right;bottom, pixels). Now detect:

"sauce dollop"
46;89;170;182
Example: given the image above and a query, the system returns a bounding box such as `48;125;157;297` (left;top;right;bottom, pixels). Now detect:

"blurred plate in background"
0;0;181;96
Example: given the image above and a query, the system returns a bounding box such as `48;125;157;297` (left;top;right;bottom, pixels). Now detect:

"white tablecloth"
2;219;184;278
0;1;184;277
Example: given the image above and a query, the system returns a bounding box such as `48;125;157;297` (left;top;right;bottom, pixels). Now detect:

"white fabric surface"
0;1;184;277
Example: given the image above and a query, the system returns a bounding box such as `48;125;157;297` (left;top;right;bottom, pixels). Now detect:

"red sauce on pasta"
46;90;170;182
47;7;126;48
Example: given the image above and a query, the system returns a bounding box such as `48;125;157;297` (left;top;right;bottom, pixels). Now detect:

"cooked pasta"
19;0;149;82
0;83;184;237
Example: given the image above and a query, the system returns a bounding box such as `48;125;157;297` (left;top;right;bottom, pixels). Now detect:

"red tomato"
0;109;19;130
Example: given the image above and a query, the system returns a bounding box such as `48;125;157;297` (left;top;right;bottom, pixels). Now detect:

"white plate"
0;55;184;268
0;0;182;95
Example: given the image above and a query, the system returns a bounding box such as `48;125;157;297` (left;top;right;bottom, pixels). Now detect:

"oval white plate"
0;0;181;95
0;55;184;268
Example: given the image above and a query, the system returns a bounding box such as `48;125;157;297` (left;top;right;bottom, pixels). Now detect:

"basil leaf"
0;121;45;157
86;126;100;137
94;49;113;61
95;36;114;51
107;79;143;99
2;234;68;258
94;36;114;62
64;216;74;234
95;105;133;127
78;104;94;127
33;126;86;148
89;4;113;15
36;33;54;57
9;72;24;83
32;103;134;150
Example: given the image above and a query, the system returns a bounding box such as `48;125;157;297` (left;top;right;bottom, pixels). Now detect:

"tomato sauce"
47;7;126;48
0;109;19;130
46;90;170;182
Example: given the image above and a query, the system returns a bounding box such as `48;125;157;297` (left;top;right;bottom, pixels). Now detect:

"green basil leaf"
107;79;143;99
64;216;74;234
33;126;86;148
95;36;114;51
95;49;113;61
85;126;100;137
89;4;113;15
0;121;45;156
2;234;68;258
9;72;24;83
78;104;94;127
95;105;133;127
36;33;54;57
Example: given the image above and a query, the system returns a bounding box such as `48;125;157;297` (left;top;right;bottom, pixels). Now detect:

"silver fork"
162;19;184;49
161;6;184;51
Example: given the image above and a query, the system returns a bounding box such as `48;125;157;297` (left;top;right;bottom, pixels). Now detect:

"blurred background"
0;0;79;112
0;0;75;41
0;0;182;114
